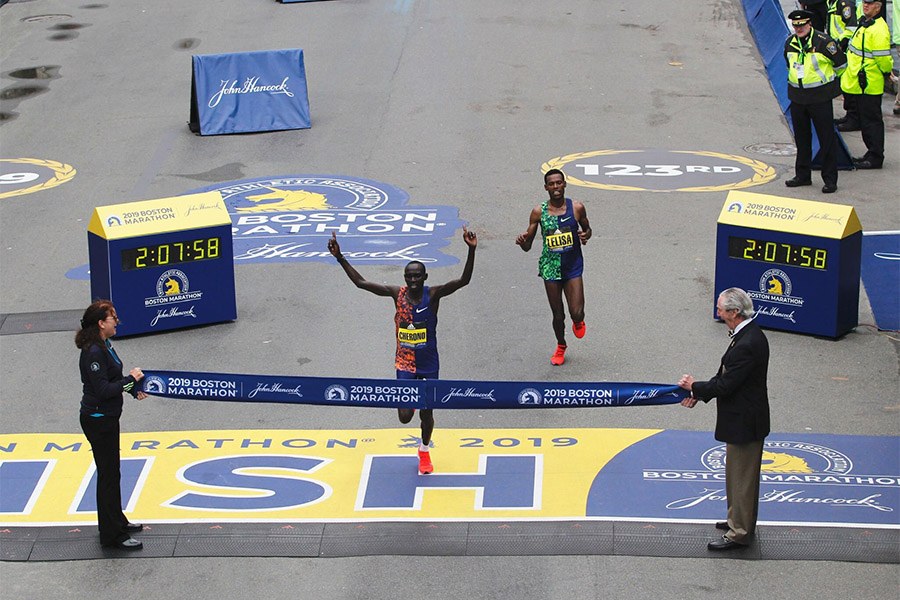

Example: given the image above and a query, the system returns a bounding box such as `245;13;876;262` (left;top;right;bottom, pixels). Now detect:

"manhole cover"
744;143;796;156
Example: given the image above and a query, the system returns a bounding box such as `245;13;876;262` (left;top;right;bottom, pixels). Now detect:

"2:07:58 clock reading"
121;236;221;271
727;236;828;270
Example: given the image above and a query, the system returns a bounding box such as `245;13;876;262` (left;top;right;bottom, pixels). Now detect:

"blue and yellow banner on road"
1;429;896;528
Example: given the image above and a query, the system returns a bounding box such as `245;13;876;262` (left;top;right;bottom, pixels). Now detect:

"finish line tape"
141;370;689;409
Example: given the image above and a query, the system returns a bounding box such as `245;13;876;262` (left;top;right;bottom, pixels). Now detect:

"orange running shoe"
418;450;434;474
550;344;567;366
573;321;586;339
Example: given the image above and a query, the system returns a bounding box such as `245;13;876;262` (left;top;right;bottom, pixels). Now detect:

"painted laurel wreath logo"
0;158;77;199
542;150;776;192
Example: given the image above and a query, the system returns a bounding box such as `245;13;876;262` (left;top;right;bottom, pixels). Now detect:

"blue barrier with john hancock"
191;49;310;135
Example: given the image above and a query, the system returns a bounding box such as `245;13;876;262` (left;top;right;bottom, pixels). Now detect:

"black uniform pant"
840;93;858;125
790;99;838;186
853;93;885;166
80;414;130;546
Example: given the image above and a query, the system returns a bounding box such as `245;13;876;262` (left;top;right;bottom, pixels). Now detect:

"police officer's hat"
860;0;881;4
787;9;813;26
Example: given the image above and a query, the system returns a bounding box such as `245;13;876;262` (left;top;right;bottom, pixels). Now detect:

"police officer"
828;0;859;129
826;0;857;50
840;0;893;169
784;9;847;193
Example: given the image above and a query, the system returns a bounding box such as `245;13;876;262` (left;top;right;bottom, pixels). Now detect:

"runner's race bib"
546;229;574;253
398;322;427;347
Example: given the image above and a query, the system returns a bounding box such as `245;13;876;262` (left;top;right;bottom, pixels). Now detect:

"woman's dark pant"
80;414;128;546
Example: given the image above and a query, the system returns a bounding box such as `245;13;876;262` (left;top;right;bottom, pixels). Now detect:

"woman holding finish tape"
76;299;147;550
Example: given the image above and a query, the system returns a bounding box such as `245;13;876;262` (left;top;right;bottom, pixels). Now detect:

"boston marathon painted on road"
188;175;465;267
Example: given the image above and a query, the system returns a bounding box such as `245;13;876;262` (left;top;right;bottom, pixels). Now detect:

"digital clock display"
728;236;828;270
121;236;221;271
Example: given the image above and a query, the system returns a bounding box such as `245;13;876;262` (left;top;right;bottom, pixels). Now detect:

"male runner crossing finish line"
328;228;477;474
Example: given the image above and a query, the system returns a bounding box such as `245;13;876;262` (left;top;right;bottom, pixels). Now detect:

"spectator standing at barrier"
678;288;770;552
76;300;147;550
327;228;477;476
840;0;893;168
515;169;592;366
784;9;847;193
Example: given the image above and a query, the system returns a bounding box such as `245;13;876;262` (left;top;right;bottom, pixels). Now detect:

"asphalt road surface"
1;1;897;599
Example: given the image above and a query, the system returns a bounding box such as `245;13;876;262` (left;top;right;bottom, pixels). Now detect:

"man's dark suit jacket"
692;319;770;444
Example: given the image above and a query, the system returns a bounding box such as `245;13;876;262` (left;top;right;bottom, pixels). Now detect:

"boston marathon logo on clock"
750;269;805;324
144;269;203;328
184;176;464;267
145;269;202;307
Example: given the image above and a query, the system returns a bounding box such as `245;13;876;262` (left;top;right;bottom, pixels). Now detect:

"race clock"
87;191;237;336
715;190;861;338
120;236;222;271
726;237;828;270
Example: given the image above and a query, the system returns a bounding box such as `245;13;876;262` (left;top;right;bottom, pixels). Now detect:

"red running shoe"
573;321;586;339
550;344;567;366
418;450;434;474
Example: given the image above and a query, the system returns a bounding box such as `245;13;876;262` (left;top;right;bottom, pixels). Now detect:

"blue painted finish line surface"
141;370;688;409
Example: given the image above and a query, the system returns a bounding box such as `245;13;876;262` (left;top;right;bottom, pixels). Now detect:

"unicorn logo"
152;269;191;301
761;451;812;473
518;388;542;405
324;384;348;402
143;376;166;394
758;269;792;297
236;186;330;213
145;269;201;309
